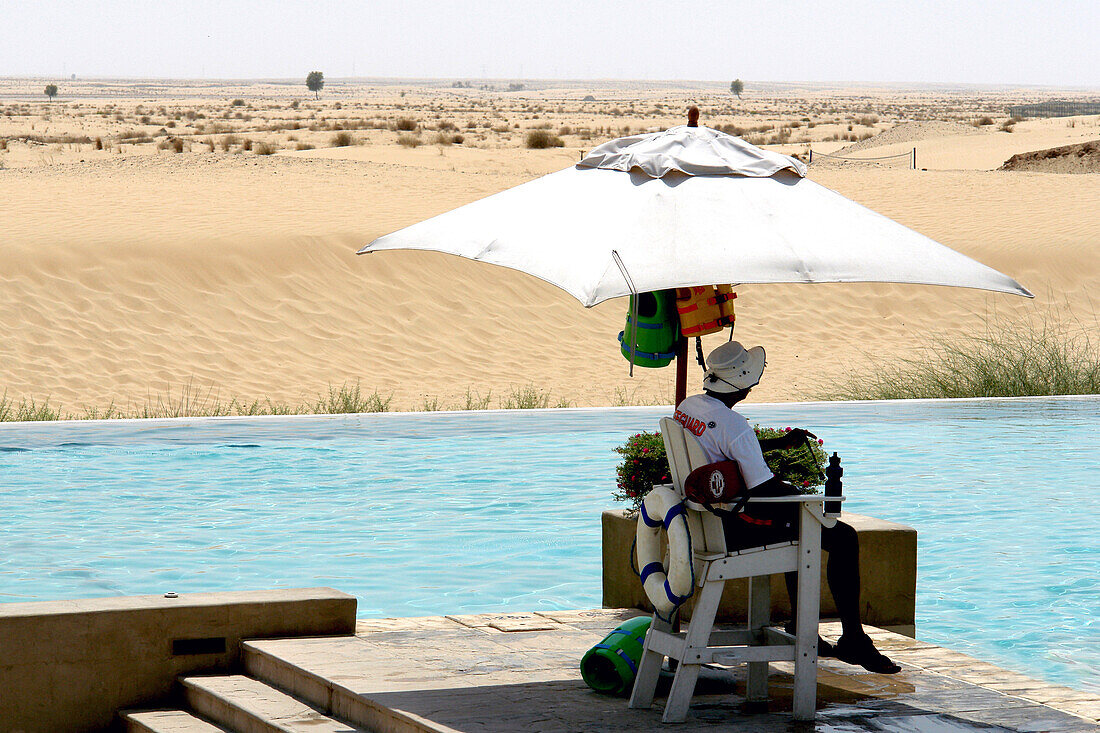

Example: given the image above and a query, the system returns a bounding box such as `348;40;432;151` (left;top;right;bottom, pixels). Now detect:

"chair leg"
662;661;702;723
792;506;822;721
746;574;771;703
629;614;669;709
662;579;724;723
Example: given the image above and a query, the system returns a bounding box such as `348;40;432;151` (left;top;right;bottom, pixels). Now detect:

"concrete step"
181;674;363;733
243;640;455;733
122;709;229;733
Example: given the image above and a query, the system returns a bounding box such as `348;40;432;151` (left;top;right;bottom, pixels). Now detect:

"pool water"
1;397;1097;692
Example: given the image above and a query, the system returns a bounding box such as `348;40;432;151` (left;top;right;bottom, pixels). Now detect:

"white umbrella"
358;124;1031;400
359;125;1032;307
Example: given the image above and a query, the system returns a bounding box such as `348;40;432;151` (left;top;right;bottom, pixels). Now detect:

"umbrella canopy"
359;125;1031;306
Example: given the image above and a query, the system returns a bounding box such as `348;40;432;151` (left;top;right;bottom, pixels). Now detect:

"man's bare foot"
833;634;901;674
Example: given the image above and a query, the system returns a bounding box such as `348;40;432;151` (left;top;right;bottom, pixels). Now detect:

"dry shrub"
393;117;418;131
118;130;153;143
157;138;185;153
241;138;253;151
974;115;995;126
826;314;1100;399
331;131;354;147
254;141;277;155
220;135;239;151
431;132;454;146
231;98;245;107
296;142;315;151
768;127;792;144
397;133;421;148
526;130;564;148
435;120;457;131
856;115;879;126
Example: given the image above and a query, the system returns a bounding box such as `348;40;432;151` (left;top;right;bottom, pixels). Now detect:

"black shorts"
721;481;799;551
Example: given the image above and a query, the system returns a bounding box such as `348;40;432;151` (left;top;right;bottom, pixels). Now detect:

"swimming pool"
1;397;1097;691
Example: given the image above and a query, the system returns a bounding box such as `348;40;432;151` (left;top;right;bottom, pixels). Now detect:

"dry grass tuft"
824;315;1100;400
525;130;564;149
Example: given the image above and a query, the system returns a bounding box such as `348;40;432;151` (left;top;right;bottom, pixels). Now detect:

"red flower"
817;438;824;445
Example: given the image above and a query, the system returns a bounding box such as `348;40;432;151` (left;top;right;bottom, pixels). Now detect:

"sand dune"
1000;140;1100;174
815;115;1100;171
1;83;1097;413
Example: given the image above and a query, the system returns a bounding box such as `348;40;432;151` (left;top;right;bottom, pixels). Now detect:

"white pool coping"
0;393;1096;429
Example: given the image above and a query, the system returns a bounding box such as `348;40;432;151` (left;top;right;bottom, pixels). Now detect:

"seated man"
673;340;900;674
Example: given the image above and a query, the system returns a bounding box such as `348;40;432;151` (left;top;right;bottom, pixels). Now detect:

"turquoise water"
1;397;1097;691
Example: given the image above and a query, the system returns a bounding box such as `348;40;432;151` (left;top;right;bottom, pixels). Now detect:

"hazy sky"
3;0;1098;87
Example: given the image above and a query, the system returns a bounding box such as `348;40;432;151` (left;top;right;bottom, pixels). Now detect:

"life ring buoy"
636;485;695;620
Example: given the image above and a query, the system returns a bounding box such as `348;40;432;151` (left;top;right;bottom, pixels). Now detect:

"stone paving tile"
1057;700;1100;722
445;612;564;632
957;703;1100;732
356;616;466;634
886;688;1038;714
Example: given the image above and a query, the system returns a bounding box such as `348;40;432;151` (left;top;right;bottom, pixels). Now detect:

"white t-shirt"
672;393;774;489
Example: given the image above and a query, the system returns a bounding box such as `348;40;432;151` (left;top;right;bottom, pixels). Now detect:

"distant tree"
44;84;58;101
729;79;744;99
305;71;324;99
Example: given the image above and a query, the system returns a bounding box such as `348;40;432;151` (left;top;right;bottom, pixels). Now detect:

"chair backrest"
660;417;710;494
660;417;728;558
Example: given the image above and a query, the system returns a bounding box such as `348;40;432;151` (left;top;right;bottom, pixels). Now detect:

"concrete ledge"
602;509;916;632
0;587;356;733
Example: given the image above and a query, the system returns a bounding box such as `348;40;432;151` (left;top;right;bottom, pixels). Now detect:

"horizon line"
2;75;1099;93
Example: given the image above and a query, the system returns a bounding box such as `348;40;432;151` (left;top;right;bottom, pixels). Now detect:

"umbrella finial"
687;106;700;127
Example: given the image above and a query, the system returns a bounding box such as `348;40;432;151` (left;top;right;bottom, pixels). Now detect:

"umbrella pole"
674;336;688;407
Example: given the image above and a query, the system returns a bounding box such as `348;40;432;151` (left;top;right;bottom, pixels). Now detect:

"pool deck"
222;608;1100;733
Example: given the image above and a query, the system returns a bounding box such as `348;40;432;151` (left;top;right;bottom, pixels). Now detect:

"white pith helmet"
703;341;766;393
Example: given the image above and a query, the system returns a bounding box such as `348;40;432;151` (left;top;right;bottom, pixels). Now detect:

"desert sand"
1;78;1097;413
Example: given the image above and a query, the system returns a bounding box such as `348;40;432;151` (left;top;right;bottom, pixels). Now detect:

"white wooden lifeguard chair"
628;417;843;722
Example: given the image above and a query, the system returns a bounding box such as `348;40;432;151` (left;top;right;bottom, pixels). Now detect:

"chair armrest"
744;495;845;503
